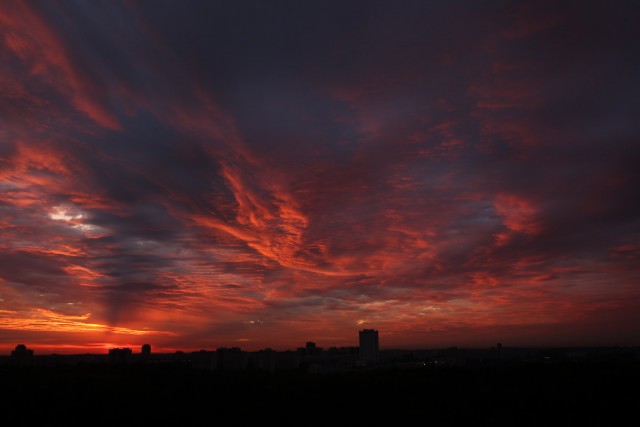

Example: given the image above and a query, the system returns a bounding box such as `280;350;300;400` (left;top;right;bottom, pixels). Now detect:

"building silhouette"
108;347;132;364
11;344;34;365
297;341;323;357
140;343;151;362
359;329;379;363
141;344;151;355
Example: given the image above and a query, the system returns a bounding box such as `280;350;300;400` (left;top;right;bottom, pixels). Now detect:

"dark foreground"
1;361;638;425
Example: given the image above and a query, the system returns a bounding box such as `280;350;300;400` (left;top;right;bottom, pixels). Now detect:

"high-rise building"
359;329;379;362
141;343;151;361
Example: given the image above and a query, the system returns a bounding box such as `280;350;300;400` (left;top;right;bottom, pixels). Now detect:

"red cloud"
0;2;120;129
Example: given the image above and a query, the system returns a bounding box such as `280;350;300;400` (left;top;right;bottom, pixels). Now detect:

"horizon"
5;341;639;358
3;328;640;357
1;1;639;353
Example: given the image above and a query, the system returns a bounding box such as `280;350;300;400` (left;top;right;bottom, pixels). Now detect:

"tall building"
359;329;379;363
141;344;151;356
141;343;151;361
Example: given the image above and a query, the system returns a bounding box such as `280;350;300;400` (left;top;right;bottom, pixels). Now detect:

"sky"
1;0;639;355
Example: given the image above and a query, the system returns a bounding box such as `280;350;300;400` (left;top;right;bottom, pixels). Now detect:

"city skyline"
7;328;382;356
1;1;639;355
8;326;639;360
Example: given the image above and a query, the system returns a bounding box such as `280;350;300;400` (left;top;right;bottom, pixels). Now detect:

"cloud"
0;0;639;352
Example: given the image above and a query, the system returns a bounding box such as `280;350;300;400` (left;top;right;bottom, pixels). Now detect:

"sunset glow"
1;0;639;354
